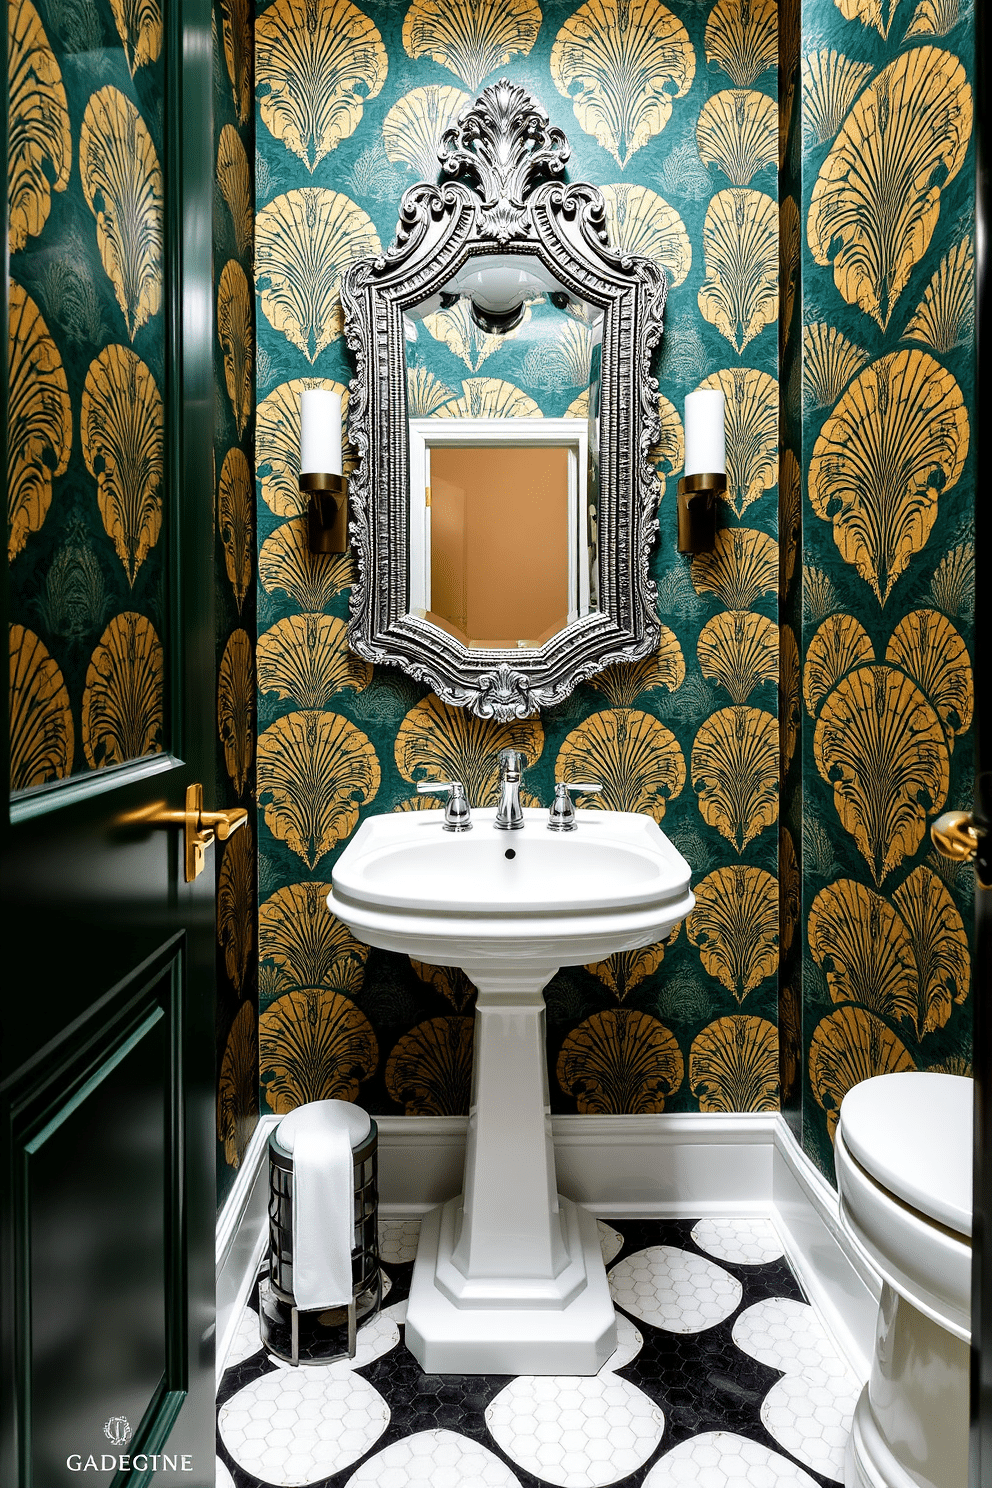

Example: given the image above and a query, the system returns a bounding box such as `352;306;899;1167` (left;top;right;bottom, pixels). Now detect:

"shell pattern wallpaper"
253;0;788;1123
781;0;975;1178
215;0;261;1206
7;0;169;788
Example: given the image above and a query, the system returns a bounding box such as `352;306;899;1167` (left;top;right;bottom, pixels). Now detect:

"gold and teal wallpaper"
791;0;975;1178
7;0;168;789
214;0;260;1208
253;0;785;1119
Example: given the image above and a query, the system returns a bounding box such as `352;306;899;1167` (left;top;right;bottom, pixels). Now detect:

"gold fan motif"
833;0;901;38
780;623;800;769
813;664;949;884
651;395;684;499
904;238;973;353
564;389;590;420
7;283;71;562
600;185;691;289
805;566;838;623
584;942;671;1003
697;611;777;704
556;710;685;824
892;866;970;1037
220;0;251;124
259;989;378;1111
551;0;695;168
808;350;968;605
780;196;799;345
217;125;253;258
556;1009;683;1114
217;820;254;992
810;1007;914;1139
929;542;974;619
217;629;253;794
704;0;777;87
82;612;164;768
79;86;163;341
696;89;777;186
255;189;380;362
81;345;163;585
780;446;800;590
807;47;972;330
780;828;799;956
395;694;543;807
7;0;71;253
691;707;779;851
691;527;778;610
218;1003;257;1166
218;447;253;612
408;368;456;417
385;1017;474;1115
259;518;355;609
808;878;917;1020
256;0;387;171
9;626;74;789
108;0;162;73
383;85;471;177
698;190;778;355
218;260;253;438
803;614;875;716
587;629;685;709
260;884;369;994
689;1016;778;1112
422;299;528;373
886;609;972;747
258;711;380;867
403;0;541;87
905;0;960;35
258;614;371;708
433;378;542;420
800;49;873;146
257;378;351;517
803;323;870;408
699;368;778;516
686;866;779;1001
410;962;477;1013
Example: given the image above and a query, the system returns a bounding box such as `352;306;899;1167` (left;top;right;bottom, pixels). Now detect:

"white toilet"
835;1071;972;1488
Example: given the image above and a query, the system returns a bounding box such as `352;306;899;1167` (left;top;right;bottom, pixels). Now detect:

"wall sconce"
300;388;349;554
677;389;726;555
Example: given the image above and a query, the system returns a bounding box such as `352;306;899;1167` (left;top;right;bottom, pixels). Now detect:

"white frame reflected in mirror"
407;418;591;651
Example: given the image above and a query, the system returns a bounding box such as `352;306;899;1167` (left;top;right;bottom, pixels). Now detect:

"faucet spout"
494;748;527;830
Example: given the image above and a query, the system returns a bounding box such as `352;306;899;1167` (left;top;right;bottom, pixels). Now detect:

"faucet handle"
417;779;472;832
548;781;603;832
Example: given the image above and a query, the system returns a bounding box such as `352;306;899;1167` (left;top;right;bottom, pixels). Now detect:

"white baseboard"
215;1110;881;1382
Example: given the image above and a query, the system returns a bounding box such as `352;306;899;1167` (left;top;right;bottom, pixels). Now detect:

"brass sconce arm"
677;472;726;555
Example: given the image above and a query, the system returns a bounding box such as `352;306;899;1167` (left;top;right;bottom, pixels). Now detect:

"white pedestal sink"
328;807;693;1375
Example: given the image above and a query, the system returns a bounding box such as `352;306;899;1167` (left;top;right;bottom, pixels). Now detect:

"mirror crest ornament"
342;80;667;721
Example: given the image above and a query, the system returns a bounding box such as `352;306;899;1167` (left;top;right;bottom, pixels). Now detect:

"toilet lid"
838;1072;972;1237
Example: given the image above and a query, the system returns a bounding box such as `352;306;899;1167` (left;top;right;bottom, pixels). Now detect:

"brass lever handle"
931;810;980;864
127;783;247;881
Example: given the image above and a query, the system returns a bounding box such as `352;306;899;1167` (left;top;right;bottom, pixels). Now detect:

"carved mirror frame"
342;80;668;721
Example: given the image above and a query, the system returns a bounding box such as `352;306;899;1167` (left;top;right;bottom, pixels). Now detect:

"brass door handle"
127;783;247;881
931;810;980;864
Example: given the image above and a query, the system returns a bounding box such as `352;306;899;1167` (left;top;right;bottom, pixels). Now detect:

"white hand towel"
276;1100;371;1311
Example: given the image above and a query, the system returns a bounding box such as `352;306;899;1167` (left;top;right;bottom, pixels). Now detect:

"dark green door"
1;2;218;1483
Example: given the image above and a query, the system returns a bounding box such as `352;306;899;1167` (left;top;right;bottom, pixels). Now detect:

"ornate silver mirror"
342;80;667;721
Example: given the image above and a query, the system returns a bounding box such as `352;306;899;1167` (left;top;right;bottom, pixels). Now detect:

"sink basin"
328;806;694;1376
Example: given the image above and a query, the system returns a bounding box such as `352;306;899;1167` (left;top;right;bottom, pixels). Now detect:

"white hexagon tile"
690;1217;785;1267
346;1429;523;1487
378;1219;422;1266
225;1305;264;1369
485;1374;665;1487
607;1246;743;1333
642;1431;822;1487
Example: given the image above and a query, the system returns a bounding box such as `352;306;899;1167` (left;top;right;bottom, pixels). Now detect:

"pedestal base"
405;1196;616;1375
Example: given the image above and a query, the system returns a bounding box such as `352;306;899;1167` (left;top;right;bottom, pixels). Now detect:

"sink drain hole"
504;849;516;860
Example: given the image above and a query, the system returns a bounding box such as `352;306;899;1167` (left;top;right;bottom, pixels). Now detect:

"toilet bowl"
835;1072;972;1488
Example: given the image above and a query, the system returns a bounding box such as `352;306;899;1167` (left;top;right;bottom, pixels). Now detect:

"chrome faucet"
547;780;603;830
494;749;527;830
417;779;472;831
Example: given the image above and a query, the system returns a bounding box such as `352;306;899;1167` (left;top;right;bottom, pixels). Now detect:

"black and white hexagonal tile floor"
216;1217;860;1488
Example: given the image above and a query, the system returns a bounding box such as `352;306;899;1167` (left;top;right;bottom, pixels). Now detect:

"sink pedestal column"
404;966;617;1375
